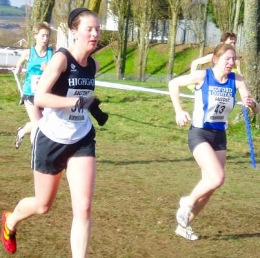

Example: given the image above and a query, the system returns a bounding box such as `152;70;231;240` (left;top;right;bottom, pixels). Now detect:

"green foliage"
207;0;244;30
238;0;245;25
97;30;117;48
0;5;25;16
207;0;217;25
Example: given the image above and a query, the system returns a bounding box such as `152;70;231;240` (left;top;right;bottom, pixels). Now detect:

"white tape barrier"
96;80;195;98
0;67;26;73
96;80;243;105
12;70;23;97
0;68;243;105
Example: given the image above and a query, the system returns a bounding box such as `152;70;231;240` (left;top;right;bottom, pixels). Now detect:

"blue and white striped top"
192;68;236;130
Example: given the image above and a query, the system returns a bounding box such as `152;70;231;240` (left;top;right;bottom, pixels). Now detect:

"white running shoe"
176;196;193;228
175;224;199;241
14;127;23;149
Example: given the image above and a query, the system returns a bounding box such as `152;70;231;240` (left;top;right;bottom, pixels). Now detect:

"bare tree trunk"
121;0;131;79
198;0;208;57
108;0;130;80
233;0;243;33
27;0;55;45
113;1;124;80
243;0;260;95
229;0;236;31
88;0;102;13
243;0;260;127
167;0;181;81
212;0;237;32
133;0;152;81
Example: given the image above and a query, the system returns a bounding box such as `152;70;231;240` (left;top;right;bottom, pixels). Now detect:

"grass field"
1;64;260;257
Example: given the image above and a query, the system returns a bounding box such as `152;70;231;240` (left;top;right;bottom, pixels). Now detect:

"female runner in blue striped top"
168;43;259;241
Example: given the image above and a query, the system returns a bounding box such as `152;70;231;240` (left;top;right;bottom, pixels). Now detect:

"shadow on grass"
201;232;260;240
0;131;15;136
109;113;172;129
99;157;194;165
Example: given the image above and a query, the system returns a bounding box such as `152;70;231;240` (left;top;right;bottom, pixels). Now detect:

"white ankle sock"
18;128;25;138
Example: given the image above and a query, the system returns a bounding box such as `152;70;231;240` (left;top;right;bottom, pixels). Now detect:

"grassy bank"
94;43;201;83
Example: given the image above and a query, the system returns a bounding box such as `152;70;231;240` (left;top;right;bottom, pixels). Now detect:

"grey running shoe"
175;224;199;241
14;127;23;149
176;196;193;227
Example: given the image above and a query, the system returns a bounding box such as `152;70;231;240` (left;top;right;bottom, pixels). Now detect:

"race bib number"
31;75;41;93
205;86;234;122
62;88;93;123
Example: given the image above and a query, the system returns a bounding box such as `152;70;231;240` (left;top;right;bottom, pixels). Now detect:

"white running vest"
39;48;96;144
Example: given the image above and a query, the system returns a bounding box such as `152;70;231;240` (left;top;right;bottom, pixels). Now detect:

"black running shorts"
31;126;96;175
23;95;34;105
188;125;227;153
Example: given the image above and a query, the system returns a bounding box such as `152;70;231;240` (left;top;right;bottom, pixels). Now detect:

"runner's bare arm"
235;74;259;114
190;54;213;72
34;51;80;109
168;71;206;126
14;49;29;74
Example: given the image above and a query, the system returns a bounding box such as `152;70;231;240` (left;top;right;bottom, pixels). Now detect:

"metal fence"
0;48;22;68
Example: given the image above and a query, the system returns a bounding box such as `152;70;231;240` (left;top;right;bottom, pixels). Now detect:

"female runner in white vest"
1;8;103;258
